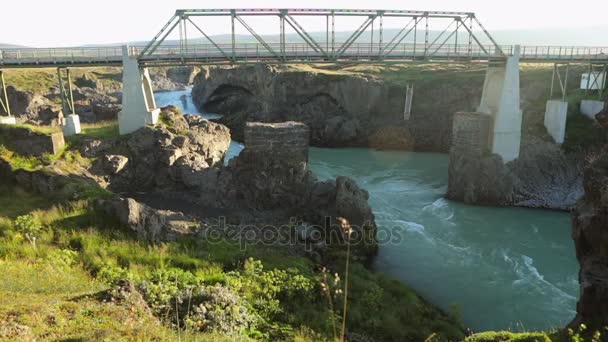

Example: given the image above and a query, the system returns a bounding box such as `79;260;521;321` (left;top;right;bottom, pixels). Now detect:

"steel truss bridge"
0;8;607;68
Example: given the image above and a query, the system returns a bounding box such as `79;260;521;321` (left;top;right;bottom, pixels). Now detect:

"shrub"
97;264;133;284
186;284;255;334
138;268;255;335
14;214;43;248
45;249;78;269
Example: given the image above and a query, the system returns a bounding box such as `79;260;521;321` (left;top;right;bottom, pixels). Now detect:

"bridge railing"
518;46;608;61
0;47;124;66
1;44;607;66
134;43;507;62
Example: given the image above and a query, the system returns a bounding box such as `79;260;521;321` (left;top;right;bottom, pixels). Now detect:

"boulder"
102;197;200;242
0;125;65;157
74;74;98;89
80;139;116;158
102;155;129;174
159;106;190;132
91;113;230;193
92;103;121;121
4;86;61;124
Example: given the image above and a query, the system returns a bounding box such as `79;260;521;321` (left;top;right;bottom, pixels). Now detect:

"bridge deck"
0;44;606;68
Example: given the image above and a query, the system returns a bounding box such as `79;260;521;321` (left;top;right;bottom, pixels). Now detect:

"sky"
2;0;607;47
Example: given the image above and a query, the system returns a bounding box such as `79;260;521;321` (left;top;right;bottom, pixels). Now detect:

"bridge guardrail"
1;44;607;66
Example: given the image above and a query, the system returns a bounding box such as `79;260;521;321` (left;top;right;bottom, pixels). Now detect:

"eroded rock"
446;112;583;210
102;197;200;242
570;146;608;328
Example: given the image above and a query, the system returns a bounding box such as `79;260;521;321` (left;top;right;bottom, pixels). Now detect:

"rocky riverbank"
0;109;467;341
2;107;378;261
1;66;198;126
446;130;584;211
190;63;570;153
570;113;608;329
191;64;477;151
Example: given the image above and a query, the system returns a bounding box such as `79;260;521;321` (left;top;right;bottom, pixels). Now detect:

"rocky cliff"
570;143;608;328
191;64;485;151
2;67;196;126
445;112;584;211
74;111;378;260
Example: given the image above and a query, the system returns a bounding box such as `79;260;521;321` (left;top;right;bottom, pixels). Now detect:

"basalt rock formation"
79;110;378;260
2;86;63;125
191;64;456;151
85;107;231;192
570;143;608;328
209;121;379;259
446;112;583;210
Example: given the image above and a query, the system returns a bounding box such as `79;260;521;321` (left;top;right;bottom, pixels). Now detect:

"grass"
2;67;122;94
0;179;467;341
563;114;608;152
66;121;121;148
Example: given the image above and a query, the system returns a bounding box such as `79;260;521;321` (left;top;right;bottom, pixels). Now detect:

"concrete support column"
544;100;568;143
478;45;522;163
118;45;160;135
0;116;16;125
580;100;606;120
63;114;82;136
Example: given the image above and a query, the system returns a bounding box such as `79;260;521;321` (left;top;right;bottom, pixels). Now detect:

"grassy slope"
1;66;180;94
3;67;123;94
0;129;465;341
0;180;465;341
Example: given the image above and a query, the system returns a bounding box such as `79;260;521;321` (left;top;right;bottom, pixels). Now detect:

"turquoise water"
156;91;579;332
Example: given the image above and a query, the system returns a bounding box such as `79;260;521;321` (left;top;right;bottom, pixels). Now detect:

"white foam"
422;198;455;222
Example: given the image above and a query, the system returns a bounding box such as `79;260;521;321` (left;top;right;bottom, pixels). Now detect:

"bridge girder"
139;8;506;63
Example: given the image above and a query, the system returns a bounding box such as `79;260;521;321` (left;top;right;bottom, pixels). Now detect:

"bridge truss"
137;8;507;65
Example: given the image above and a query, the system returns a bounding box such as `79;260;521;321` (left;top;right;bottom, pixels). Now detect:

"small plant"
14;214;42;248
97;264;133;284
45;249;78;269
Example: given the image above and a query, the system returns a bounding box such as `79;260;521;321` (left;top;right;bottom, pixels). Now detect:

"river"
155;89;579;333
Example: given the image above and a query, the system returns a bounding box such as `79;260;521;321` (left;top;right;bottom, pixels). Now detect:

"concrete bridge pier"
118;45;160;135
477;45;522;163
580;100;606;119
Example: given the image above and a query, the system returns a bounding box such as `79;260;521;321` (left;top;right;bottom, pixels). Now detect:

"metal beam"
140;15;181;57
472;16;504;57
428;20;462;57
459;20;489;56
0;70;10;116
177;8;475;17
382;17;420;57
234;15;280;59
57;68;75;115
335;16;375;57
551;63;569;101
284;14;328;56
139;15;179;56
186;18;233;62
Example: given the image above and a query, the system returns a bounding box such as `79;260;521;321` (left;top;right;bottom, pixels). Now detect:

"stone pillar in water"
446;112;514;205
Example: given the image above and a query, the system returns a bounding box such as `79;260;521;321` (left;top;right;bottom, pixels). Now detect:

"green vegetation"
563;114;607;152
466;324;608;342
2;67;122;94
0;178;465;341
